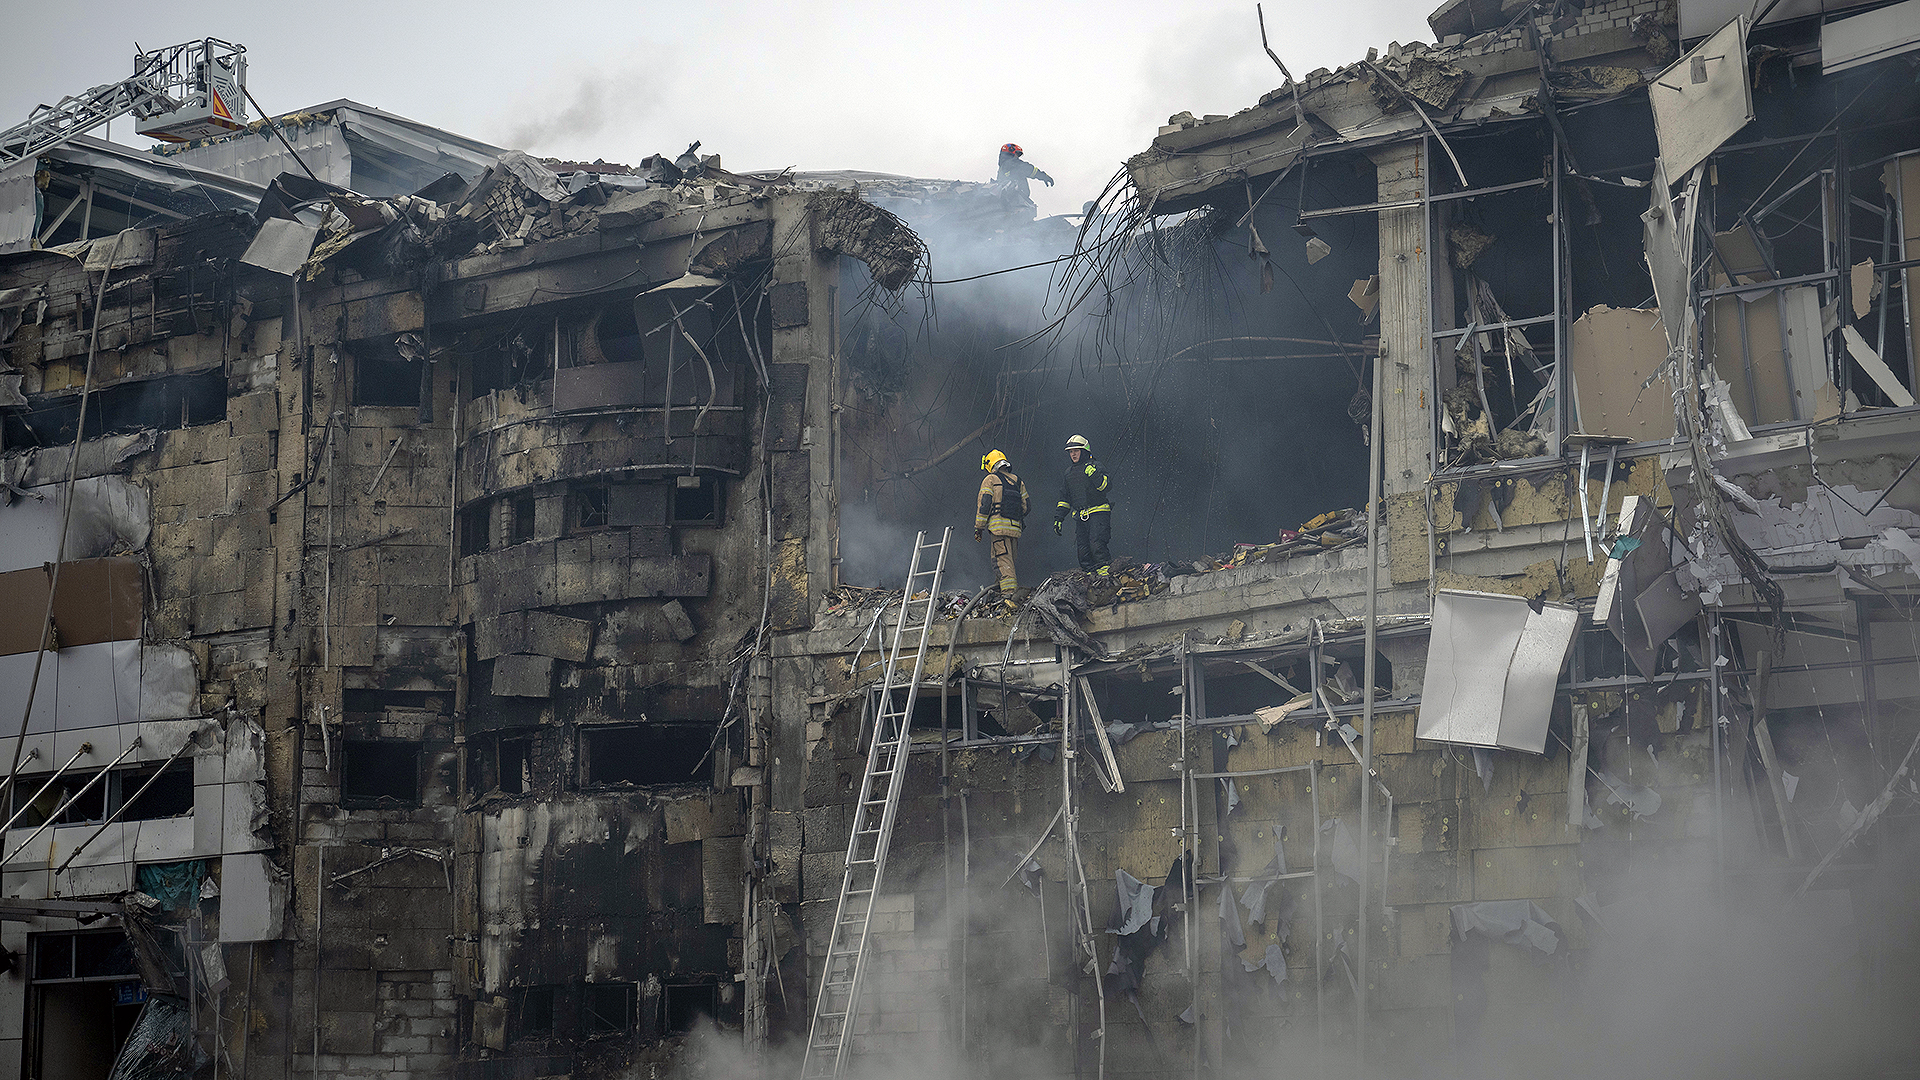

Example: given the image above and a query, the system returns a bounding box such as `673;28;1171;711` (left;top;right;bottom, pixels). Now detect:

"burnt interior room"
833;158;1379;588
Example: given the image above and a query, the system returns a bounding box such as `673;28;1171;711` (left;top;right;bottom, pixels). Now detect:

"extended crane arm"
0;38;247;166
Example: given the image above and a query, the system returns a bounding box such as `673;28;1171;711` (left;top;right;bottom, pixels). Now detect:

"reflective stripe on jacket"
1056;458;1112;520
977;467;1030;536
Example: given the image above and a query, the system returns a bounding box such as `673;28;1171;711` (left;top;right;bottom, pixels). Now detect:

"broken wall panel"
1568;307;1676;442
0;476;151;570
1417;590;1578;753
0;557;144;655
1709;286;1829;426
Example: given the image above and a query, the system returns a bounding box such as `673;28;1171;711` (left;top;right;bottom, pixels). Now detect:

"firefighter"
1053;435;1113;575
976;449;1030;593
996;143;1055;202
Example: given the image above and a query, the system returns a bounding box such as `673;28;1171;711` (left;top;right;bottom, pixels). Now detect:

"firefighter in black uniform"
1053;434;1113;575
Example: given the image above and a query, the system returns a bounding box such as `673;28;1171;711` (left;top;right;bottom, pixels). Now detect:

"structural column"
1367;141;1435;501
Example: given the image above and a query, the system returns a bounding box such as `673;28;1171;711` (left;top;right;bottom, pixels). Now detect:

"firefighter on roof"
996;143;1054;201
976;449;1031;593
1054;435;1113;576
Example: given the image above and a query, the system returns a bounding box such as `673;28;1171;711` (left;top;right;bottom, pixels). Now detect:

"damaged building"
3;0;1920;1076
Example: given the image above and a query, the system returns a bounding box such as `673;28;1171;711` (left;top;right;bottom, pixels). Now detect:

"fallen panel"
1823;0;1920;73
1417;590;1577;753
239;217;321;276
1649;17;1754;180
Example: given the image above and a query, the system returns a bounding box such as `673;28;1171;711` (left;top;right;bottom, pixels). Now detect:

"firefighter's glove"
1053;519;1064;536
975;528;984;542
1039;172;1055;186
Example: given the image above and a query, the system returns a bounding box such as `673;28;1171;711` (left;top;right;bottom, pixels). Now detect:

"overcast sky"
5;0;1437;217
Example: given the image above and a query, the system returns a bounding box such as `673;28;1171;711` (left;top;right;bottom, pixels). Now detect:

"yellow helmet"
981;449;1008;472
1064;434;1091;453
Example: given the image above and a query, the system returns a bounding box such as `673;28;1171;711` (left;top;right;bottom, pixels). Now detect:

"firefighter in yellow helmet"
1053;434;1113;575
976;449;1031;593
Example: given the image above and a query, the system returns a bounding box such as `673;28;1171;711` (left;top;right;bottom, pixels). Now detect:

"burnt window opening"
342;688;448;714
469;733;531;797
670;476;722;526
510;986;556;1041
31;931;138;983
574;484;611;531
340;739;422;808
582;982;637;1036
2;371;227;448
459;504;491;557
661;981;718;1034
115;761;195;821
9;761;196;829
581;725;712;788
351;337;423;408
10;772;107;828
511;496;537;544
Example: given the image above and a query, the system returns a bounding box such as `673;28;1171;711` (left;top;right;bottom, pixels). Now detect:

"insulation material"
1568;307;1676;442
523;611;591;663
1648;17;1754;179
664;795;743;844
218;852;289;942
490;654;553;697
0;475;152;572
702;837;745;924
1822;0;1920;73
0;557;144;655
1416;590;1578;754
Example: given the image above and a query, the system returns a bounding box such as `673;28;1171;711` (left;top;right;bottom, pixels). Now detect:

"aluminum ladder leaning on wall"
801;527;952;1079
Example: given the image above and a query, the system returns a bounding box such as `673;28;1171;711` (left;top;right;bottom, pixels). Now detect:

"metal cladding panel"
240;217;321;276
1417;590;1578;754
1497;601;1579;754
1649;17;1754;180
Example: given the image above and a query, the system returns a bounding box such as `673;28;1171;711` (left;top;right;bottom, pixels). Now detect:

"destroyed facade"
3;0;1920;1076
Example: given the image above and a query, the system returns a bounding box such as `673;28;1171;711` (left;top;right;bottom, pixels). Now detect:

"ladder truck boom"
0;38;248;165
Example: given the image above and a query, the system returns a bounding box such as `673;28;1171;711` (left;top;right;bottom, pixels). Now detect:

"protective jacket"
1055;458;1112;522
996;153;1053;198
977;466;1031;536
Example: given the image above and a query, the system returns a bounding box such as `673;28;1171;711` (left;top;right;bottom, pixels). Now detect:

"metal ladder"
801;527;951;1079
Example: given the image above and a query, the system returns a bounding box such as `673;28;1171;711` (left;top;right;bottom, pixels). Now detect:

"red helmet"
1001;143;1023;156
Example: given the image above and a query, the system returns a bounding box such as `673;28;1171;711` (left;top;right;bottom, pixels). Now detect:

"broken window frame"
578;723;715;789
668;475;724;527
572;482;612;532
349;336;425;409
581;981;637;1036
467;730;532;797
7;760;196;829
509;985;557;1042
1428;134;1570;476
659;980;719;1034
